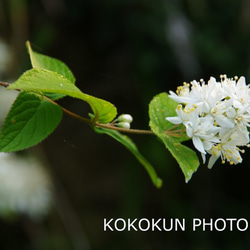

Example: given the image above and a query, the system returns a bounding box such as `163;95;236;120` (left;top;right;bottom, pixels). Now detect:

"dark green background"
1;0;250;249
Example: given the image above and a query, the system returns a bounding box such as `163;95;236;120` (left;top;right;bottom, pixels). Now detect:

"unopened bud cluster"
166;75;250;168
114;114;133;129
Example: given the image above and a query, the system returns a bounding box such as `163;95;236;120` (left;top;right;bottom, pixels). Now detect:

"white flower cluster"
166;75;250;169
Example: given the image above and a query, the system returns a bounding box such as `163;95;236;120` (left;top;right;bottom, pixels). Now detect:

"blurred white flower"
0;38;11;77
0;153;53;219
0;89;18;125
166;75;250;168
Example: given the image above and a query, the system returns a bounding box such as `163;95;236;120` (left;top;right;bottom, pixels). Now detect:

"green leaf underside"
8;68;117;124
149;92;199;183
0;91;63;152
94;127;163;188
27;41;75;100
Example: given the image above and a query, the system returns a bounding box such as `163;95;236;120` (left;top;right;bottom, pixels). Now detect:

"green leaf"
26;41;75;100
27;41;75;83
8;68;117;124
149;92;199;182
94;127;163;188
149;91;189;142
0;91;63;152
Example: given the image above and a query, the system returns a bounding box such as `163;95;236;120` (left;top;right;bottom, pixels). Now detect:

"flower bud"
116;114;133;123
116;122;131;129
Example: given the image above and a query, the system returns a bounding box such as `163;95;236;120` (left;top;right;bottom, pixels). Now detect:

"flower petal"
207;154;220;169
166;116;182;124
192;136;206;154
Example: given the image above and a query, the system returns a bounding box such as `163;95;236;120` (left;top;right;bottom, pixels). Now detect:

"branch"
95;122;154;134
0;81;154;135
0;81;184;137
0;81;10;88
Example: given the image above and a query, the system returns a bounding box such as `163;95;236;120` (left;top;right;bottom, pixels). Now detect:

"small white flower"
221;75;250;109
187;116;220;155
166;104;197;125
211;99;235;128
207;130;247;168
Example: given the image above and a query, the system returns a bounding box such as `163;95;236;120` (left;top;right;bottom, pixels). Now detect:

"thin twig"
0;81;154;134
0;80;184;136
95;122;155;135
44;96;93;126
0;81;10;88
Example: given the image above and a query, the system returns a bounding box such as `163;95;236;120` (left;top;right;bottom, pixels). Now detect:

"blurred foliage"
1;0;250;249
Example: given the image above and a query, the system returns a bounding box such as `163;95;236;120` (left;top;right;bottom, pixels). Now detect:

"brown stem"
95;122;154;135
43;96;154;134
0;81;10;88
0;81;154;134
0;81;183;136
